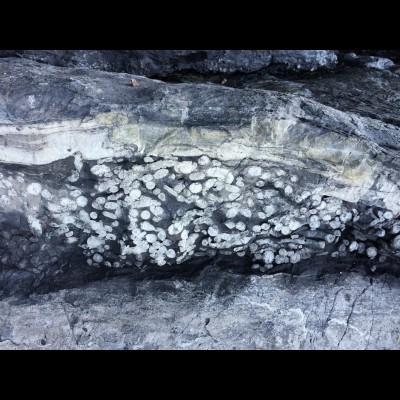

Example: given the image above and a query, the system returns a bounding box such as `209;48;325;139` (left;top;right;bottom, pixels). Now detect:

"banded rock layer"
0;50;338;76
0;54;400;296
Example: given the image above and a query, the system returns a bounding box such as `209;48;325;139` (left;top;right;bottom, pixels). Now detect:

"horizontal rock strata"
0;54;400;298
0;50;338;76
0;50;399;350
0;271;399;349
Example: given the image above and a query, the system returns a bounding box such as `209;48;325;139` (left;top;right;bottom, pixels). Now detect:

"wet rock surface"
0;50;399;349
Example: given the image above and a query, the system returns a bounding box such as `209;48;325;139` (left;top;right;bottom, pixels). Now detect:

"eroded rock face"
0;52;400;298
0;50;337;76
1;271;399;350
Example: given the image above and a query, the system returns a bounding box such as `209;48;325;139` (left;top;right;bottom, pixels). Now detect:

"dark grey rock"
0;270;398;349
0;56;400;299
342;52;395;70
0;52;399;349
0;50;339;77
223;64;400;129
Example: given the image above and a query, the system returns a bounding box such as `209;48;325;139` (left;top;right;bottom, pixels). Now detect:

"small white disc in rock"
225;221;236;229
154;169;169;179
261;172;271;180
166;249;176;258
236;177;245;187
240;208;252;218
288;220;301;231
349;241;358;252
27;183;42;196
158;193;166;201
276;169;286;176
142;174;154;182
146;233;157;243
70;190;82;198
90;164;110;176
367;246;378;259
189;172;205;181
41;189;53;200
76;196;88;207
168;222;184;235
249;243;258;252
104;202;118;210
290;252;301;264
383;211;393;220
129;189;141;200
281;226;290;235
208;226;218;237
141;221;155;231
96;197;106;205
195;199;208;209
175;161;196;174
261;223;270;230
93;253;103;263
284;186;293;195
141;210;151;220
226;208;238;218
145;181;156;190
248;166;262;177
157;230;167;241
198;155;210;166
236;221;246;231
189;182;202;194
263;250;274;264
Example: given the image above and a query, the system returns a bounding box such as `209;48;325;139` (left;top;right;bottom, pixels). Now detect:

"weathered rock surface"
0;270;398;349
0;51;399;349
0;50;337;77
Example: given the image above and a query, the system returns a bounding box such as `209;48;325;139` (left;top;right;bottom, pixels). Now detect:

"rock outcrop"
0;50;399;349
1;270;399;350
0;50;337;77
0;53;400;297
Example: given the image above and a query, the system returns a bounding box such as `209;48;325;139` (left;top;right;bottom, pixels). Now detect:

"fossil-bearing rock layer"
0;50;399;349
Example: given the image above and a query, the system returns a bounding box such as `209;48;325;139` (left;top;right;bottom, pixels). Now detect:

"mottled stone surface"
0;51;399;350
0;270;399;349
0;54;400;297
0;50;337;77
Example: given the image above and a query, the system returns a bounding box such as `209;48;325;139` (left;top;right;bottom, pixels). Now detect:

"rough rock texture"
0;50;399;349
0;270;399;349
0;50;337;77
226;61;400;127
